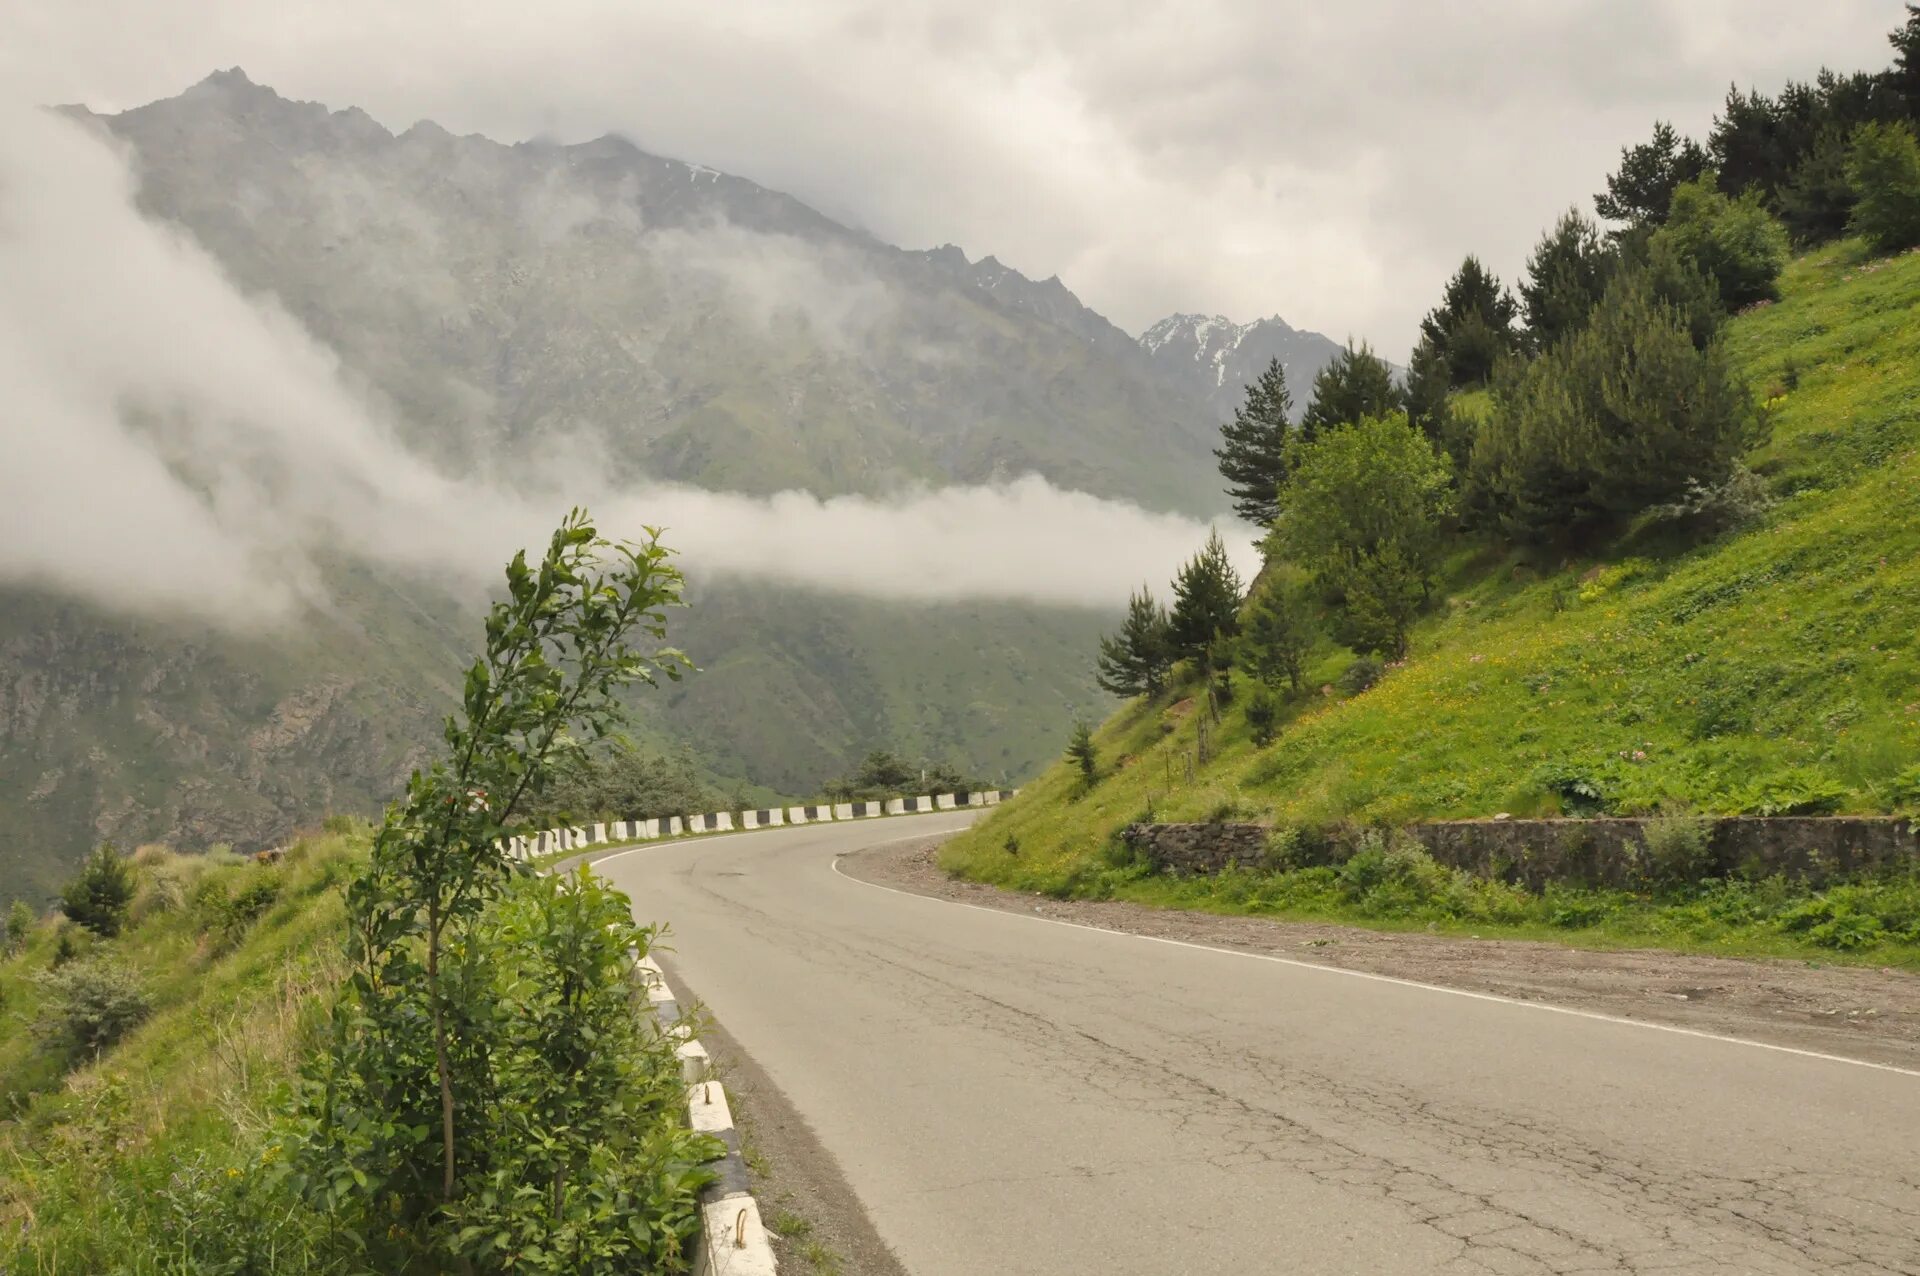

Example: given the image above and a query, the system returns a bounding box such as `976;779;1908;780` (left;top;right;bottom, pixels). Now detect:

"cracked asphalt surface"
592;815;1920;1275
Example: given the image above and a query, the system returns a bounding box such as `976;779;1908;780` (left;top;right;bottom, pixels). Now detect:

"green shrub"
1534;763;1609;816
1339;656;1385;695
4;898;34;954
1640;811;1714;887
201;874;283;952
1887;763;1920;813
1650;462;1774;532
436;869;716;1274
60;843;135;938
1846;121;1920;254
1735;769;1849;816
33;956;151;1056
1335;835;1456;916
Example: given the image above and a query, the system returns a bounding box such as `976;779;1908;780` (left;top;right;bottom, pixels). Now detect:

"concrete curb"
633;949;779;1275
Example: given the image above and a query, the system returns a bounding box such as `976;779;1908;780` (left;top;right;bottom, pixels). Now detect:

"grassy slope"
0;835;358;1266
944;241;1920;958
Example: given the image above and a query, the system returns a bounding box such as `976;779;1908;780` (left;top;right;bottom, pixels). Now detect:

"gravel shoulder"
841;835;1920;1071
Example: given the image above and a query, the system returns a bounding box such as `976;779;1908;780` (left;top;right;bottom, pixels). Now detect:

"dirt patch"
659;958;909;1276
841;838;1920;1072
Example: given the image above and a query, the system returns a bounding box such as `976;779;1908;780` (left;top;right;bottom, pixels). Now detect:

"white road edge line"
830;855;1920;1080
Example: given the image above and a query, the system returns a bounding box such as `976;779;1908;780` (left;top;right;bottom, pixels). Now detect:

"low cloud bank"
0;106;1253;627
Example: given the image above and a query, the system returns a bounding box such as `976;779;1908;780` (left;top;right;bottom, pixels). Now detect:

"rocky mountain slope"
1139;313;1352;423
80;69;1226;512
3;70;1347;904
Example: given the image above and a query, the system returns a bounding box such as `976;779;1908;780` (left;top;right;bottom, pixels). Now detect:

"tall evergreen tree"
1418;256;1519;387
1518;211;1612;351
1095;586;1174;697
1596;121;1710;229
1169;529;1244;661
1240;584;1315;693
1891;5;1920;115
1065;721;1097;783
1299;340;1400;439
1777;123;1860;244
1212;357;1294;525
1847;120;1920;253
1402;335;1452;447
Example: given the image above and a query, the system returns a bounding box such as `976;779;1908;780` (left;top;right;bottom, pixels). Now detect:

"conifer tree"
1095;586;1174;697
1169;530;1244;662
1299;341;1400;440
1594;121;1709;229
1213;358;1294;525
1240;584;1315;694
1847;120;1920;253
1418;256;1519;387
1401;335;1465;468
1066;721;1097;783
1518;210;1612;351
1890;4;1920;115
1470;266;1758;541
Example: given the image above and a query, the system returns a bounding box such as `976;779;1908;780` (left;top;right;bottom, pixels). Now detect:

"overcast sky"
4;1;1903;356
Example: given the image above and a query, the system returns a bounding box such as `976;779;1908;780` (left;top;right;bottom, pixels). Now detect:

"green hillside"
944;240;1920;937
0;834;358;1263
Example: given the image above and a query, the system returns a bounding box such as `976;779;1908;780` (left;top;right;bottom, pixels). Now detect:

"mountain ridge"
3;69;1356;905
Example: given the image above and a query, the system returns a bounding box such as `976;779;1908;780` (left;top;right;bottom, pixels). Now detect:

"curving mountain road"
592;815;1920;1275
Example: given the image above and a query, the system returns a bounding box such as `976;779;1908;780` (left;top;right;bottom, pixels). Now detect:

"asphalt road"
594;815;1920;1275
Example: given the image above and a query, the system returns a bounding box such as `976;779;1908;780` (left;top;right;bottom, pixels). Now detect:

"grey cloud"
2;2;1900;357
0;106;1252;627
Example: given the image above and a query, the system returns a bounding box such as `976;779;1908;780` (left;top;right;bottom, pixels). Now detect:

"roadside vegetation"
2;512;723;1273
947;14;1920;967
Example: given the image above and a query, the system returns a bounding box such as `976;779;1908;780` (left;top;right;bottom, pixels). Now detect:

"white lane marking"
830;857;1920;1080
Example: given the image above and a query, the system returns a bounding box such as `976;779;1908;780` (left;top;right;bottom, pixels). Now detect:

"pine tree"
1240;584;1314;693
1213;358;1294;525
1847;120;1920;254
1299;341;1400;439
60;843;135;938
1890;4;1920;115
1065;721;1097;783
1777;124;1859;244
1168;529;1244;661
1470;266;1757;542
1418;256;1519;387
1095;587;1174;697
1594;121;1709;228
1519;210;1612;351
1402;335;1465;468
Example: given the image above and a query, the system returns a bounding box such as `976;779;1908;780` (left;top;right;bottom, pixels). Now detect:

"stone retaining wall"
1124;816;1919;890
